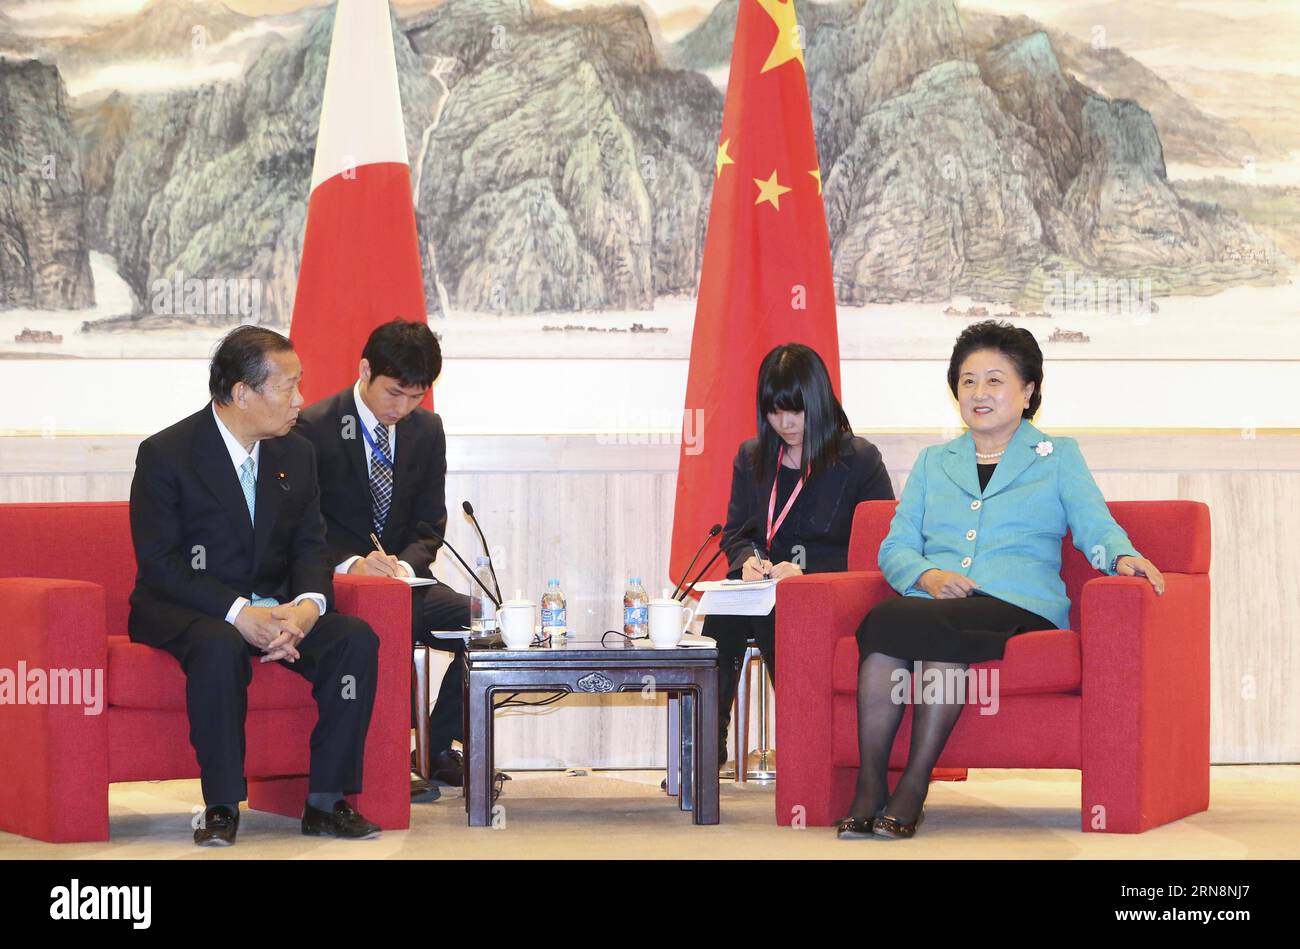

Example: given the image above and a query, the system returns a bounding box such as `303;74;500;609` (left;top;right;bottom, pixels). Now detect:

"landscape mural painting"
1;0;1296;361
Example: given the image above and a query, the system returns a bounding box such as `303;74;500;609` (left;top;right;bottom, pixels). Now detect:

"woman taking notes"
838;321;1166;840
704;343;894;766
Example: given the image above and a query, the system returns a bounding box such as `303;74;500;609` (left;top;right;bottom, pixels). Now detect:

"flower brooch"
1035;440;1054;457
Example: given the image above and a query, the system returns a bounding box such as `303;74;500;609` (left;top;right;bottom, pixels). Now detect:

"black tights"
848;651;968;823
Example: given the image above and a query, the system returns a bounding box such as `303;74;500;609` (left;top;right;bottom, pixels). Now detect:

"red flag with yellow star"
669;0;841;585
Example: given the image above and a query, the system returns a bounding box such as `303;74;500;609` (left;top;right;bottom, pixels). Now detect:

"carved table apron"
462;641;720;827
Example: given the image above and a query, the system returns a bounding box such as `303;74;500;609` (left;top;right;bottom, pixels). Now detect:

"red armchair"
0;501;412;843
775;499;1211;833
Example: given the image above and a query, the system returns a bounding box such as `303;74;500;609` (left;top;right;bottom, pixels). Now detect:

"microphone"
677;516;760;602
416;521;501;608
461;500;503;604
670;523;722;601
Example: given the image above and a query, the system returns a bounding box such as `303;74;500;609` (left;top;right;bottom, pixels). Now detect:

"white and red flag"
290;0;429;406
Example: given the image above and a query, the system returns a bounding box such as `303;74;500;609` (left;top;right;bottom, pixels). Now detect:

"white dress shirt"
335;380;416;578
211;405;327;624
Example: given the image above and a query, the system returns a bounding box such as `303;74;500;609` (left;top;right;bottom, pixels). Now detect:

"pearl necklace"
975;447;1007;460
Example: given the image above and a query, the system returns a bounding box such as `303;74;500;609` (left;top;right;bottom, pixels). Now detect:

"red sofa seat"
0;501;413;843
776;499;1211;833
830;627;1082;699
105;636;316;711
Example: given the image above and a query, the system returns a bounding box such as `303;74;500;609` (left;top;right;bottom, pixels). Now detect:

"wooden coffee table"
462;636;720;826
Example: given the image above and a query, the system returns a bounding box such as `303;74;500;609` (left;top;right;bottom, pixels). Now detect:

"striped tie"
370;422;393;534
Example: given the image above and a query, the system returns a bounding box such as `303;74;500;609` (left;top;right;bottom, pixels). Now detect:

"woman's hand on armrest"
1115;556;1165;595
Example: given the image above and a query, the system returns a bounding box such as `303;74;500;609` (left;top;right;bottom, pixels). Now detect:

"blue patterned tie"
370;422;393;534
239;456;277;607
239;456;256;524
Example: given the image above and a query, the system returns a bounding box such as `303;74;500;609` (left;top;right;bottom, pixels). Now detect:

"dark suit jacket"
721;432;894;576
127;405;333;648
294;386;446;576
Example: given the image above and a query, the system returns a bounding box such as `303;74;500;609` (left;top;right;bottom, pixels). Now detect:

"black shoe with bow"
194;805;239;847
300;800;382;840
429;748;465;787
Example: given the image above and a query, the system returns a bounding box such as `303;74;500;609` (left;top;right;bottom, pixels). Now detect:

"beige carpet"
1;766;1296;859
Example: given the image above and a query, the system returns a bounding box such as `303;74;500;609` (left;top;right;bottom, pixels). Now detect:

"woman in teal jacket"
838;321;1166;840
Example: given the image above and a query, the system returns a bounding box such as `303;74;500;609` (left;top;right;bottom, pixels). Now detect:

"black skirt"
855;592;1055;664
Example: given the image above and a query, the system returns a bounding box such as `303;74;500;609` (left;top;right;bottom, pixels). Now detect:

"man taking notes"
296;319;472;790
127;326;382;846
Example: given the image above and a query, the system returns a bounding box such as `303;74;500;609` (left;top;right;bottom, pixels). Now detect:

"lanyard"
766;445;806;549
360;420;394;470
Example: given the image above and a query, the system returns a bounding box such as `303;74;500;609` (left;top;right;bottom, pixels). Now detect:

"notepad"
693;578;780;616
394;575;437;587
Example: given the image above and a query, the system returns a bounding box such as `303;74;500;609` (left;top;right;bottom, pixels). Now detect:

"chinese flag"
290;0;430;407
669;0;841;585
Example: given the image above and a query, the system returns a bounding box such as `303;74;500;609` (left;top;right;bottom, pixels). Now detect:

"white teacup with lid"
648;589;695;648
498;590;536;648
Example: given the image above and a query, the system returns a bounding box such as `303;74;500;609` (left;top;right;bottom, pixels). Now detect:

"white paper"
691;579;779;593
394;575;437;587
628;634;717;649
696;578;780;617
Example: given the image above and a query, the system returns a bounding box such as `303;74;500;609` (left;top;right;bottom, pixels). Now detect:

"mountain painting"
0;0;1296;360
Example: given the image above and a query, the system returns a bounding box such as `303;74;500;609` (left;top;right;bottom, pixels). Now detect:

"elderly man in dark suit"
128;326;382;846
295;319;473;791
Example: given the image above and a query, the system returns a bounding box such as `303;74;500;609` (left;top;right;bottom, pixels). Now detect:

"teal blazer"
878;419;1141;630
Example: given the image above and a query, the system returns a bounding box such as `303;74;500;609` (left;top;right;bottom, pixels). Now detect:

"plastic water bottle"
623;576;648;638
541;579;567;640
470;556;497;635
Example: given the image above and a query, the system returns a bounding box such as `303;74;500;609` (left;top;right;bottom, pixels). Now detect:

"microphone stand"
677;534;758;602
670;524;721;600
461;501;503;604
416;521;501;608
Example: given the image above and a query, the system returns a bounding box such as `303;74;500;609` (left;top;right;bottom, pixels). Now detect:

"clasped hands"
741;556;803;581
234;600;320;663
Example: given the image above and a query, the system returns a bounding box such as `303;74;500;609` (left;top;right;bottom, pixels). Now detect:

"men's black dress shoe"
427;748;511;789
429;748;465;787
194;805;239;847
411;774;442;802
410;750;443;799
301;801;382;840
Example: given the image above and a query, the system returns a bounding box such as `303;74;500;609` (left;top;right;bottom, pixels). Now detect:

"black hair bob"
753;343;851;484
946;320;1044;419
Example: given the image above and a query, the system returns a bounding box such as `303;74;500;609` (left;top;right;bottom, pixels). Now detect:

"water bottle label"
624;606;648;626
542;607;566;628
